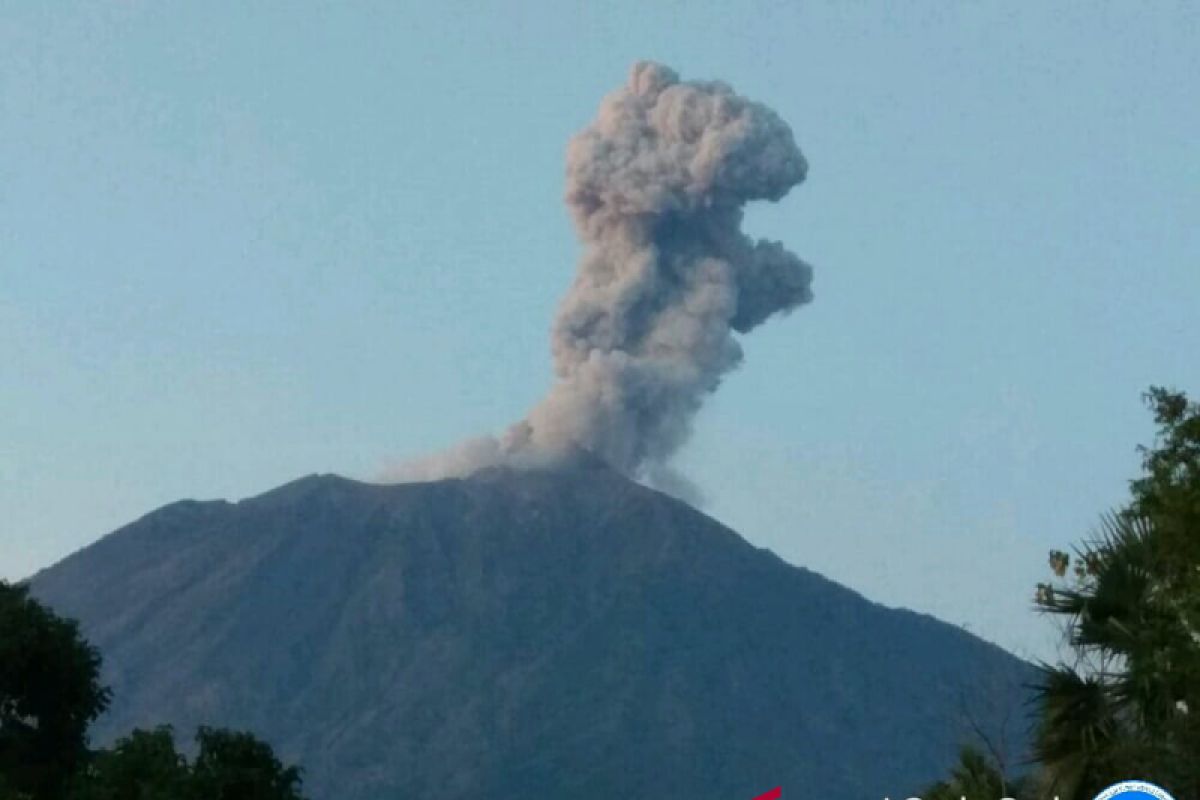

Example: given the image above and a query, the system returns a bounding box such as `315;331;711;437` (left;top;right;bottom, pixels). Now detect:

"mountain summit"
31;463;1030;799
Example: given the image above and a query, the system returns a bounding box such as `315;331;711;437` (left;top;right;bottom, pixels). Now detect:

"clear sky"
2;2;1197;658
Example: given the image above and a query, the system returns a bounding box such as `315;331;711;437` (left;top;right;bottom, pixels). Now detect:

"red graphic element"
752;788;781;800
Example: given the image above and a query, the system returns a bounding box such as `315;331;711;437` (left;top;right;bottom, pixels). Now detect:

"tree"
70;726;305;800
1033;388;1199;799
923;746;1031;800
0;582;110;800
69;727;188;800
0;582;307;800
189;727;304;800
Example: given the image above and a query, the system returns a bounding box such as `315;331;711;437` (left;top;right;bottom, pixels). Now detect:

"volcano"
30;458;1031;799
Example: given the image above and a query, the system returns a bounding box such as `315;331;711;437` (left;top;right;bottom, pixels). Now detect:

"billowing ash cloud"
383;62;813;495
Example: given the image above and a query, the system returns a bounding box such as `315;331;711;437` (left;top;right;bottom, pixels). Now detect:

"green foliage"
190;727;304;800
70;726;304;800
923;746;1031;800
0;582;110;800
70;727;188;800
1131;387;1200;675
0;581;305;800
1032;388;1200;799
1131;387;1200;523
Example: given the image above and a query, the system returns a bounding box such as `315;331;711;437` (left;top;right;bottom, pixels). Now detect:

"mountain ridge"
30;465;1032;799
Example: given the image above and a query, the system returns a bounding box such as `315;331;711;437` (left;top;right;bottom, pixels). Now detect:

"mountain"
30;458;1032;799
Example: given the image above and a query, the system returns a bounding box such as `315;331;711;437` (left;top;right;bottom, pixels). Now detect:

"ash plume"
383;62;813;494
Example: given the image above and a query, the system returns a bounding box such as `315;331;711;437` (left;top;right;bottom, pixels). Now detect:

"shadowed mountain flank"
31;464;1031;799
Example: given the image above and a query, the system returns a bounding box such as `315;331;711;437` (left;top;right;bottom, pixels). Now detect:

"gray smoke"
383;62;813;494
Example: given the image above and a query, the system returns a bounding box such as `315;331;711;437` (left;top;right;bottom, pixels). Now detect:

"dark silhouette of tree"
70;726;304;800
69;727;187;800
1033;388;1199;798
0;582;306;800
922;746;1032;800
189;727;304;800
923;387;1198;798
0;582;110;800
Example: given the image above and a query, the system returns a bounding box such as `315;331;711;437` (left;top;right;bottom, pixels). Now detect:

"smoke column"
384;62;813;494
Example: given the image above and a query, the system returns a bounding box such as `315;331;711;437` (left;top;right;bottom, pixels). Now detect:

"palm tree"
923;746;1030;800
1034;511;1198;798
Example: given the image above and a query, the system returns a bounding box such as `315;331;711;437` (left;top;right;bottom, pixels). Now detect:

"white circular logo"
1092;780;1176;800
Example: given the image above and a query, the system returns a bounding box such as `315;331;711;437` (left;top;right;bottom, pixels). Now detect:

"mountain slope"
30;460;1031;799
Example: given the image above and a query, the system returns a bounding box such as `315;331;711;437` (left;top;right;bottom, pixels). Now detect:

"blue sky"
2;2;1197;658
